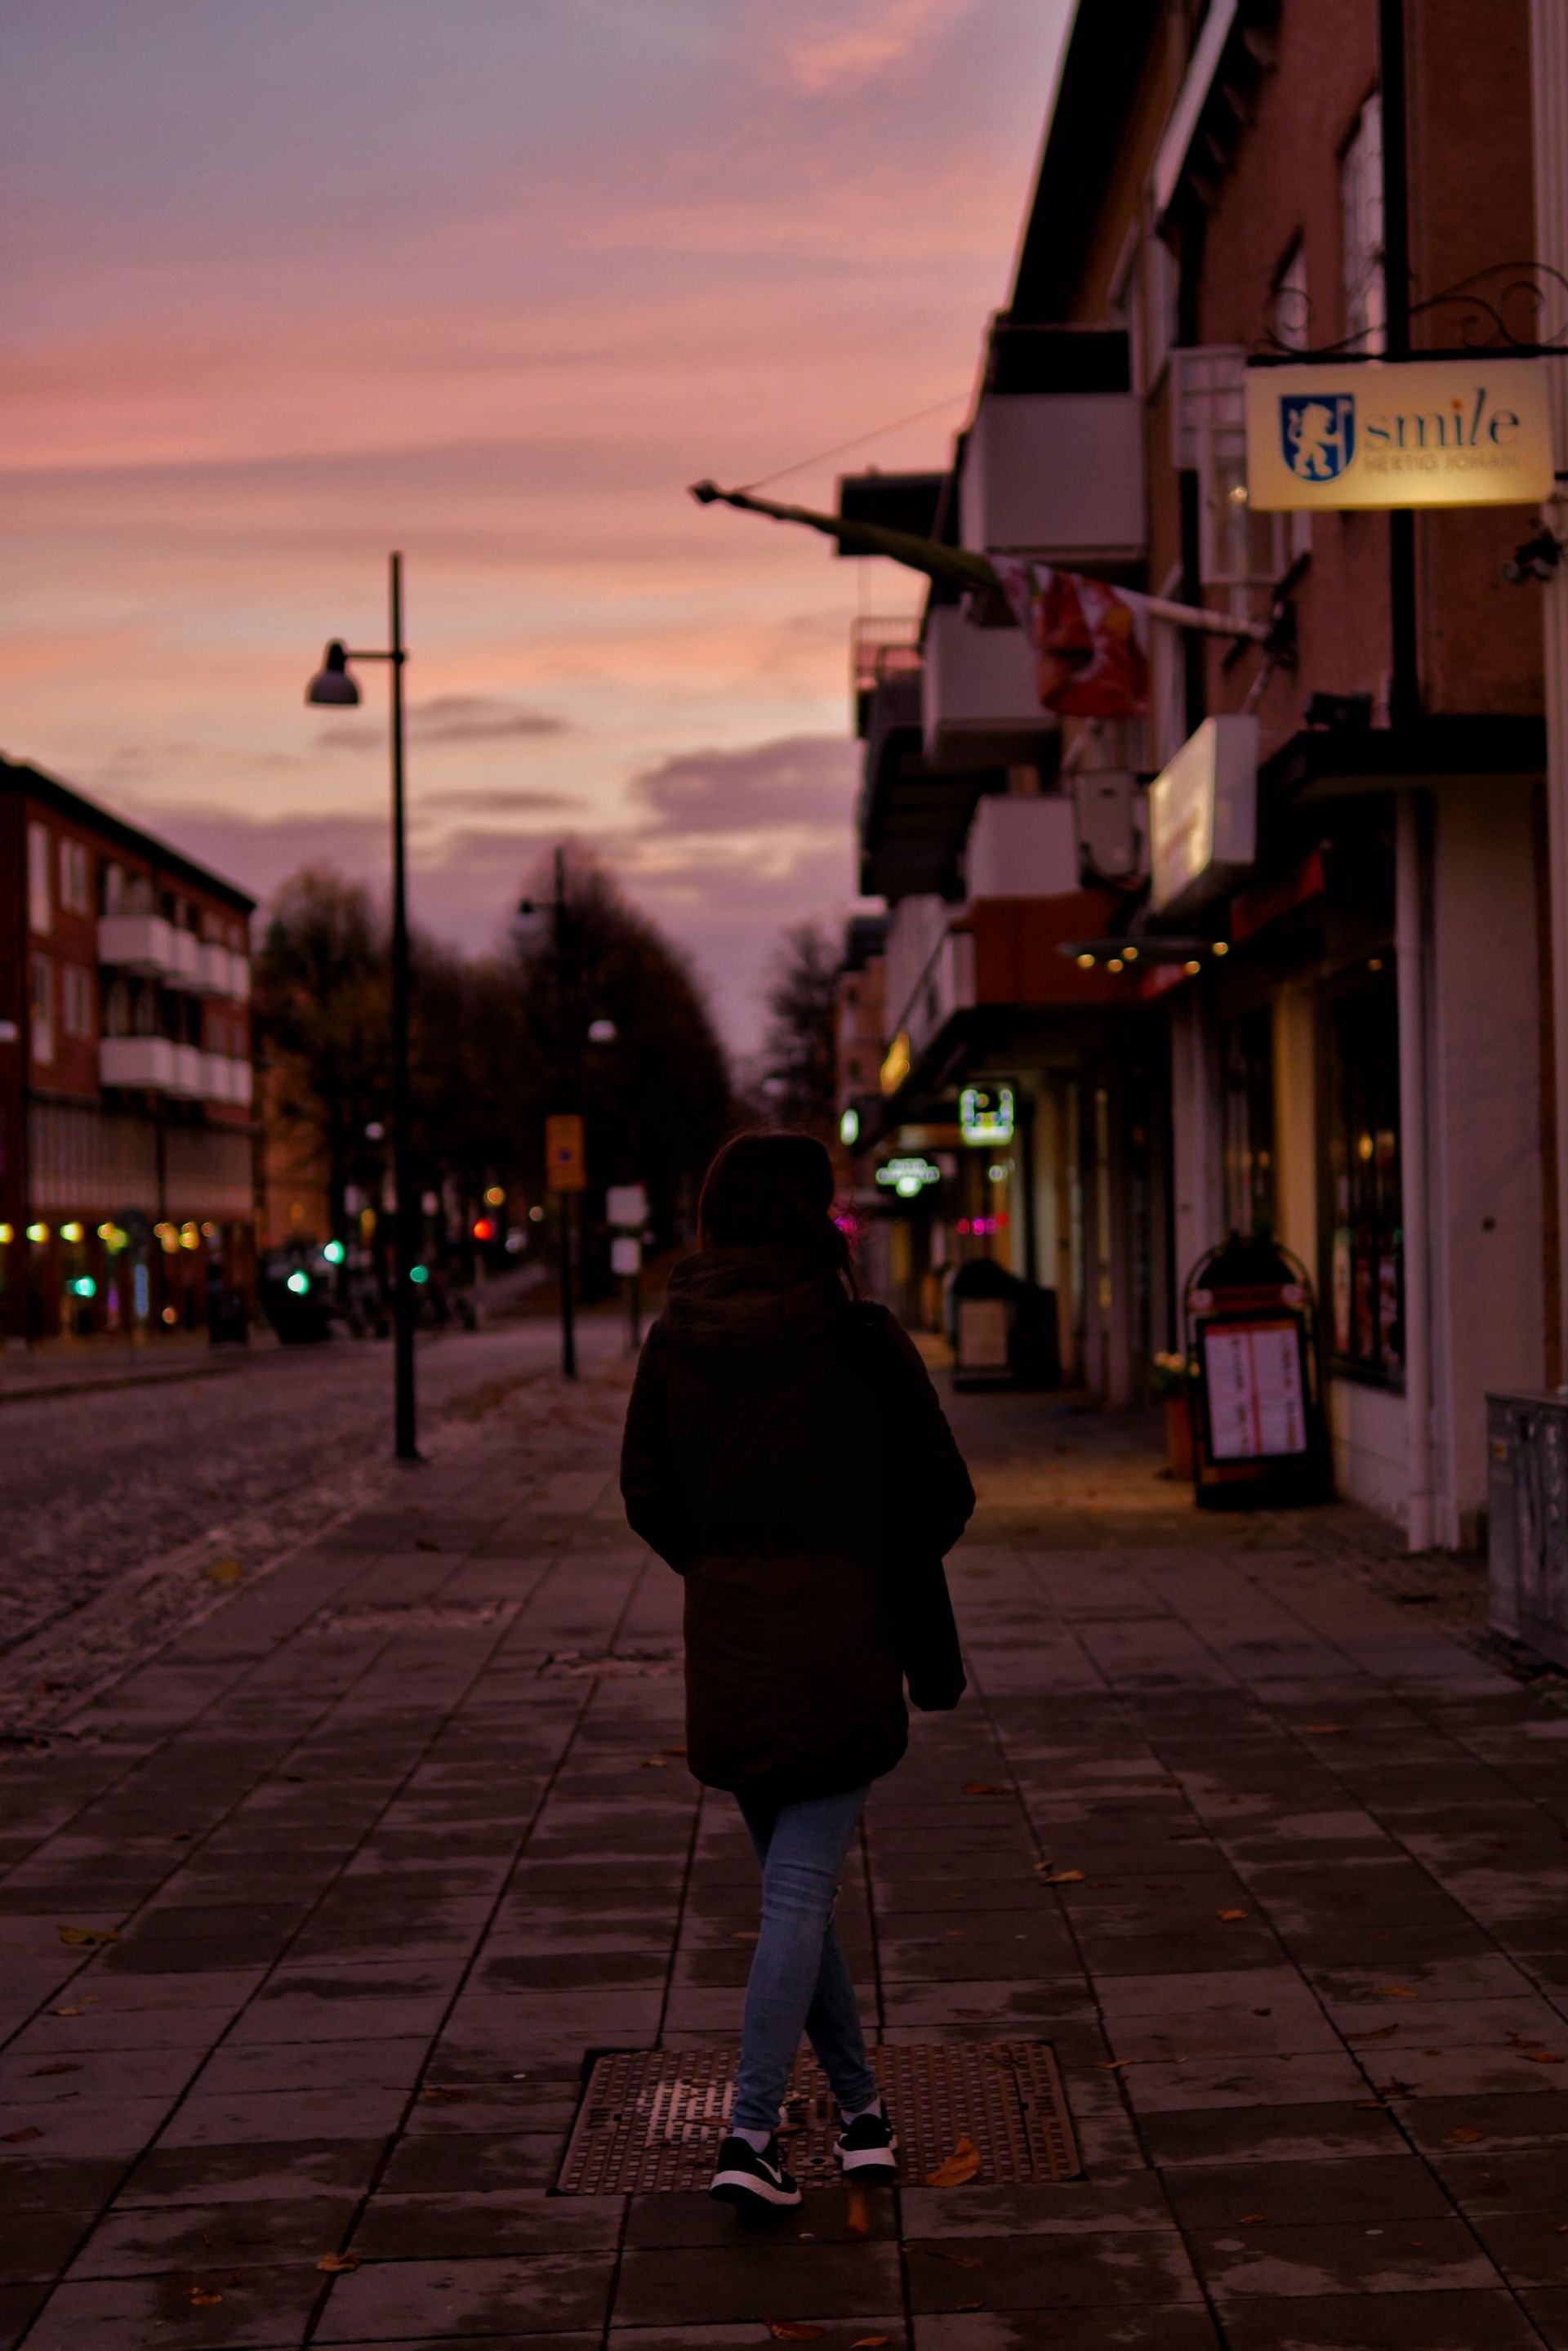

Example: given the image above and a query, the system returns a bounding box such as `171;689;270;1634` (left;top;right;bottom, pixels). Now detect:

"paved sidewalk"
4;1363;1568;2349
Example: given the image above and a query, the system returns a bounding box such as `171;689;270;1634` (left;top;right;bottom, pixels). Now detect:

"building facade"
835;0;1560;1546
0;759;257;1343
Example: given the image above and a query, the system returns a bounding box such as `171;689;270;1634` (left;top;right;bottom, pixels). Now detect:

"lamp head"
305;640;361;707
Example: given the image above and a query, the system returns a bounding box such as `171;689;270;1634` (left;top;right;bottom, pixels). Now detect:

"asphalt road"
0;1310;630;1717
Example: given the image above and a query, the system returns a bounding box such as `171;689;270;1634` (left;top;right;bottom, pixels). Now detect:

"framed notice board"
1196;1314;1312;1463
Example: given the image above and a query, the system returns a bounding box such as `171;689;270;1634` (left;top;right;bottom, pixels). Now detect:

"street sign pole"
546;1109;586;1381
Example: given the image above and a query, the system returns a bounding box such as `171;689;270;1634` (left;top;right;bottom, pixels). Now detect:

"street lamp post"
305;551;418;1461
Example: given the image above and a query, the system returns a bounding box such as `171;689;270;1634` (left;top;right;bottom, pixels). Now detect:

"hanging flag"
992;560;1152;719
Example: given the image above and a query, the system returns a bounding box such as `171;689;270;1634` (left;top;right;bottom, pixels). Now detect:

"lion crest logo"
1281;391;1356;483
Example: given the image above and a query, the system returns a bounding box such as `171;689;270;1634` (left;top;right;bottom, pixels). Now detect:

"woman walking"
620;1131;974;2213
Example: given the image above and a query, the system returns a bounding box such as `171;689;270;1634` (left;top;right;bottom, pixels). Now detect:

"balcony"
964;794;1080;899
203;1055;254;1109
98;914;176;976
166;929;203;990
959;391;1146;563
922;606;1054;772
167;1043;206;1099
195;941;229;995
100;1035;176;1090
851;617;923;738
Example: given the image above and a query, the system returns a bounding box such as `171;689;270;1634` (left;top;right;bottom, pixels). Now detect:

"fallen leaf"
419;2086;472;2104
1444;2126;1487;2144
169;1831;190;1841
30;2063;80;2077
1375;1985;1418;2000
1237;2211;1267;2224
1302;1724;1345;1734
637;1757;668;1770
1355;2100;1391;2111
413;1538;441;1552
663;1744;688;1756
730;1929;760;1943
929;2247;983;2268
186;2286;224;2307
1;2126;42;2144
926;2134;982;2187
962;1781;1004;1796
845;2187;871;2238
1036;1869;1085;1885
1098;2059;1130;2071
766;2328;826;2344
1217;1908;1249;1922
204;1559;244;1586
1526;2051;1566;2064
1346;2025;1401;2041
47;2008;83;2019
956;2301;983;2313
315;2252;360;2273
851;2339;891;2349
56;1925;118;1947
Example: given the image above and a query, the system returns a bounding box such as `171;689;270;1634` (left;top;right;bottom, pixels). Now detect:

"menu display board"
1200;1317;1308;1461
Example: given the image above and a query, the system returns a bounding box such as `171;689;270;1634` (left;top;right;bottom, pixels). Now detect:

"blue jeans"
729;1785;880;2136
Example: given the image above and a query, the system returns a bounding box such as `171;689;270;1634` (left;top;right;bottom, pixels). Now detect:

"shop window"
1341;93;1387;353
1221;1006;1276;1236
1327;964;1401;1380
28;823;51;935
29;956;54;1065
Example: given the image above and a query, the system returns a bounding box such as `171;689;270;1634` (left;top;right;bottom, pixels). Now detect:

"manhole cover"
556;2041;1080;2193
305;1602;518;1635
539;1648;679;1679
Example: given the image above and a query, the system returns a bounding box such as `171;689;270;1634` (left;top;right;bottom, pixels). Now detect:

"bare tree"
760;921;839;1139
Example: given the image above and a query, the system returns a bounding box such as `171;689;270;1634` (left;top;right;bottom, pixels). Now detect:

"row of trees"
255;857;736;1272
254;855;845;1284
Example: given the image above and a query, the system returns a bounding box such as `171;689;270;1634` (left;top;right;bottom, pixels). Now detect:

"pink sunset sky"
3;0;1069;1050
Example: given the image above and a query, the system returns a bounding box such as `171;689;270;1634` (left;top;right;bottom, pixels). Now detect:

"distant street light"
305;551;417;1462
587;1018;618;1045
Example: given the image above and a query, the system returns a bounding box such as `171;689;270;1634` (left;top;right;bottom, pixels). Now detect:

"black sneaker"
709;2132;803;2210
834;2102;898;2177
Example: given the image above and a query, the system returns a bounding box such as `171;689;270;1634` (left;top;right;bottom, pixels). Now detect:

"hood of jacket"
659;1247;847;1358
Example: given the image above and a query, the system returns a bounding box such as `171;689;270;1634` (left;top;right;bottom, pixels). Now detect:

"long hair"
697;1130;856;1295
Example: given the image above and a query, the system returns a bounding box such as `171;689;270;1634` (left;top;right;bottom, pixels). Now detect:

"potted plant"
1152;1350;1195;1481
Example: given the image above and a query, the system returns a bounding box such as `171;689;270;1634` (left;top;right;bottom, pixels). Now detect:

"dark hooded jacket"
619;1247;975;1801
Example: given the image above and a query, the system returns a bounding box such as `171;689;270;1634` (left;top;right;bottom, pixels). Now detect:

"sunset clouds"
2;0;1067;1044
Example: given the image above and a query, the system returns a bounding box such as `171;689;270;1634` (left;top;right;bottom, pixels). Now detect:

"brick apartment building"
0;758;257;1343
831;0;1564;1545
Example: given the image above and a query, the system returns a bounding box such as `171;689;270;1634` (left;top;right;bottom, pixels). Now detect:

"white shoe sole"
710;2166;803;2208
835;2135;899;2175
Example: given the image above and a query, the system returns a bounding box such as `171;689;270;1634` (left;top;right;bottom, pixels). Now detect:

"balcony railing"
99;916;250;1001
100;1037;254;1107
852;616;924;736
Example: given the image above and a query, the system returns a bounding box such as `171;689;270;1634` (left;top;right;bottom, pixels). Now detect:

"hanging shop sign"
960;1084;1015;1146
1245;357;1556;511
1147;715;1258;917
880;1033;911;1095
875;1156;942;1199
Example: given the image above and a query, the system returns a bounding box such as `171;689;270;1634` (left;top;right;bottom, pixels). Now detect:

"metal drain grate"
305;1601;519;1636
556;2041;1080;2193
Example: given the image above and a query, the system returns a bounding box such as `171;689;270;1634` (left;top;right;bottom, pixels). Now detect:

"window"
1271;244;1313;564
1342;94;1386;353
1221;1006;1276;1235
61;965;94;1039
1171;346;1296;619
27;823;51;935
29;957;54;1065
56;836;90;915
1326;962;1402;1379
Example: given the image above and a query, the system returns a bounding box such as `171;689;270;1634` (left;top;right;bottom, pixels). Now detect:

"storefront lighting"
840;1106;860;1147
473;1217;496;1242
286;1269;311;1295
161;1305;178;1325
323;1240;346;1265
72;1276;96;1300
960;1086;1014;1146
0;1225;11;1246
1368;956;1383;972
410;1264;430;1284
528;1205;545;1223
96;1222;114;1241
180;1223;200;1250
1107;957;1124;974
1212;940;1229;957
1183;960;1202;976
60;1221;84;1243
1357;1131;1375;1162
1121;945;1138;961
483;1184;506;1207
875;1156;942;1199
1076;952;1095;970
26;1223;48;1243
201;1221;216;1238
987;1163;1009;1184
